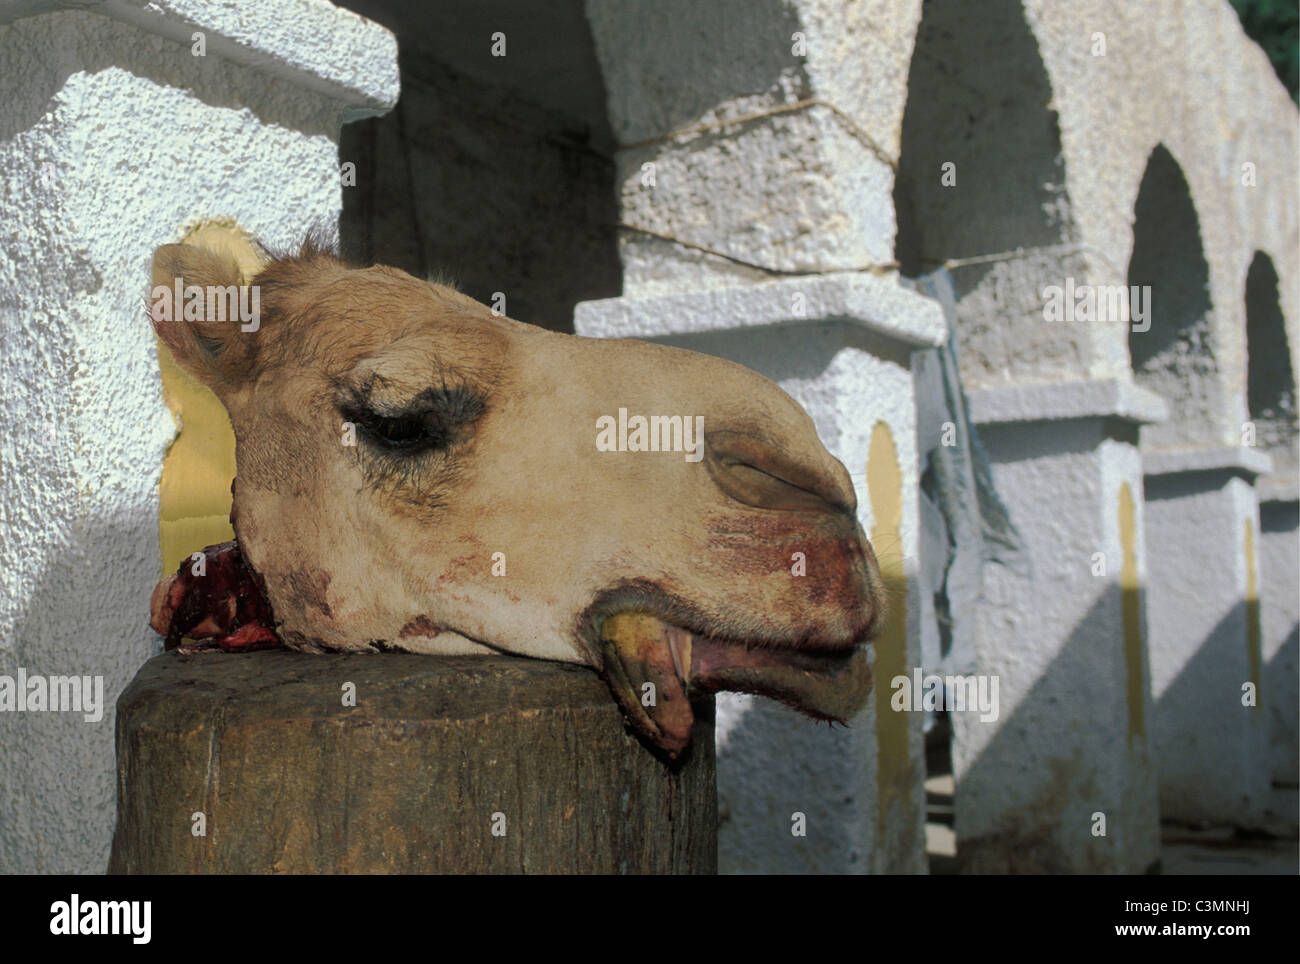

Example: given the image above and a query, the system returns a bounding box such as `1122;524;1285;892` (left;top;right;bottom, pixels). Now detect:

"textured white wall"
0;2;395;873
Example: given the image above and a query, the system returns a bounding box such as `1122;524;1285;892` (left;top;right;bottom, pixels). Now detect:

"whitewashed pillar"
954;379;1166;873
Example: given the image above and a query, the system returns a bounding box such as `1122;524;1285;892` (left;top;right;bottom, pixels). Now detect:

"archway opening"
336;0;622;333
1244;251;1297;472
1126;144;1217;449
894;0;1080;387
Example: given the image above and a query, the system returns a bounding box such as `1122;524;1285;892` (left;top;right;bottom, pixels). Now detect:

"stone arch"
893;0;1084;386
1125;144;1220;449
894;0;1111;874
1244;251;1297;473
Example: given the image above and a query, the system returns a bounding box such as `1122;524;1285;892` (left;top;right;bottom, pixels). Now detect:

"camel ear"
150;223;269;392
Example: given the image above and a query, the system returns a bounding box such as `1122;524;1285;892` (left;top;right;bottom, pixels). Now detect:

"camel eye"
340;403;453;455
364;412;444;451
338;384;484;457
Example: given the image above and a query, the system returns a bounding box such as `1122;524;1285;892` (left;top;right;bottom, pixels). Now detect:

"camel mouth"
591;599;875;759
154;544;878;760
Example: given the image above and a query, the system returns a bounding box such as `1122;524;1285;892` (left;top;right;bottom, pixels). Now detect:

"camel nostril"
705;430;854;515
715;459;839;513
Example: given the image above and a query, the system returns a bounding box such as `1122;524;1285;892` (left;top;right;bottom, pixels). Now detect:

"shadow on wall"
1260;499;1300;788
0;507;163;874
1263;623;1299;784
953;584;1159;874
1127;145;1220;449
1149;574;1273;827
894;0;1084;384
956;578;1300;871
582;0;806;140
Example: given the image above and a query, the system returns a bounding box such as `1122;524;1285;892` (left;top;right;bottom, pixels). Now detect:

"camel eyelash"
337;382;486;459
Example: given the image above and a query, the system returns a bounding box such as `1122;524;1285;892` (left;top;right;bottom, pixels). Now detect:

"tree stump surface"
108;651;716;874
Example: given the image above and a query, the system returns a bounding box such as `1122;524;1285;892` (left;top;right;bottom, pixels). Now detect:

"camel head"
148;226;886;757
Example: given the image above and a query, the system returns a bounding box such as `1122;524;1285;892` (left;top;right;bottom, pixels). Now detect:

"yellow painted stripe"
869;420;916;851
157;336;236;577
1118;482;1145;744
155;219;257;577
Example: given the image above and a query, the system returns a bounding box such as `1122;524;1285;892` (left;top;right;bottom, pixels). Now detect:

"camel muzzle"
597;605;876;759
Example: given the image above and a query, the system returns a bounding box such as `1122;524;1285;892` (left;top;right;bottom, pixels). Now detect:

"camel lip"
599;601;879;678
668;624;872;721
688;634;861;681
578;577;876;658
589;595;875;757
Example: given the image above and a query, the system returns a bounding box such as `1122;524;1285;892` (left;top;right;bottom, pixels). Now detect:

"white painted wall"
0;0;396;873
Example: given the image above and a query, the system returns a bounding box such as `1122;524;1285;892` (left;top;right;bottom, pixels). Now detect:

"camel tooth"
667;628;692;684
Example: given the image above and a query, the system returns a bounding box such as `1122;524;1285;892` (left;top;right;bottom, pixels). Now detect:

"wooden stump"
108;651;716;874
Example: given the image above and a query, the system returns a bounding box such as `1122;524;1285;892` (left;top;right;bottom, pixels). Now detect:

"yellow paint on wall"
157;338;236;577
155;220;259;577
1244;520;1261;705
1118;482;1145;744
868;420;915;850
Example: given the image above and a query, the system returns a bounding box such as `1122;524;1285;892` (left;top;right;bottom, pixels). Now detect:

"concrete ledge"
1143;446;1273;480
0;0;400;119
1258;472;1300;504
966;378;1169;426
109;651;716;874
574;271;948;348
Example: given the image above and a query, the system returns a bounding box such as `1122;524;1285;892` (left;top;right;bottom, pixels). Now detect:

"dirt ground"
925;774;1299;875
